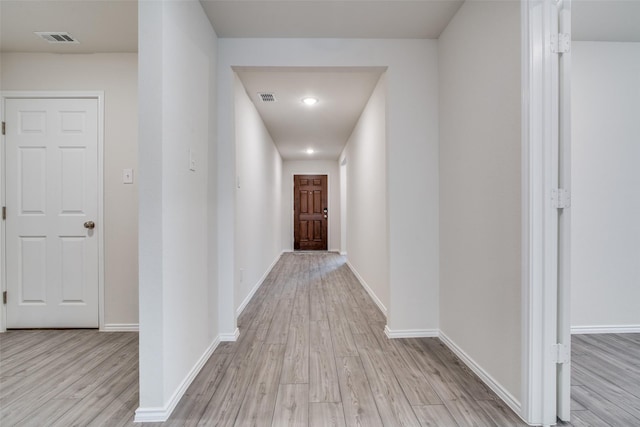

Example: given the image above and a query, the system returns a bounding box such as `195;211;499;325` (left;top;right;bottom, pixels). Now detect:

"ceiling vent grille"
258;93;276;103
35;32;80;44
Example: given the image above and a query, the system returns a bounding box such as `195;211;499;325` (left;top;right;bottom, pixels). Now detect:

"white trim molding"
571;325;640;335
220;328;240;342
440;332;523;420
520;0;564;425
384;326;438;339
133;407;170;423
134;335;220;423
345;260;387;318
236;252;283;317
102;323;139;332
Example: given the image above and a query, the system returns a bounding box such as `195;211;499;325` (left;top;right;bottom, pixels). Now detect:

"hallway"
0;252;526;426
163;252;524;426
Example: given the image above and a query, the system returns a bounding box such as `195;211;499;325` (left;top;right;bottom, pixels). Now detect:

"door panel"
5;98;99;328
294;175;327;250
19;237;47;303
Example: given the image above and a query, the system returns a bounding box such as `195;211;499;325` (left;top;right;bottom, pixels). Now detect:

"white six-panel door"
5;98;99;328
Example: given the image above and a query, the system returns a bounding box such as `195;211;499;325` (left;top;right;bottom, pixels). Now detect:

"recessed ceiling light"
302;97;318;106
306;148;315;155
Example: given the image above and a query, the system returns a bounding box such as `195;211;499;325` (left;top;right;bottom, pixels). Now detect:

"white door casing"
4;97;100;328
556;0;572;421
521;0;569;424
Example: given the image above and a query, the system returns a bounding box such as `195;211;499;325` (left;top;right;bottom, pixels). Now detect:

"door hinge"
552;189;571;209
2;291;6;305
2;206;5;220
551;343;569;364
551;33;571;54
1;121;5;135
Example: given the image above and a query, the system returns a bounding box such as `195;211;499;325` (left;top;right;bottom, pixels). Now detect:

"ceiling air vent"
34;32;80;44
258;93;277;103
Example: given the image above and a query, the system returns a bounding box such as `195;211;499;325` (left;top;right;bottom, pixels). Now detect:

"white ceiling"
2;0;639;161
0;1;138;54
236;67;385;160
2;1;639;50
200;0;464;39
200;1;463;161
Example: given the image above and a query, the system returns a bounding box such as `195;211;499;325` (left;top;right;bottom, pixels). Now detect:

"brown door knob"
84;221;96;230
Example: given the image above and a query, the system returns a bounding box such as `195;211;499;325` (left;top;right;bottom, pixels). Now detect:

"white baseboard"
339;252;347;256
134;406;168;423
345;260;388;318
101;323;139;332
220;328;240;342
134;335;220;423
571;325;640;334
236;252;283;317
439;332;523;420
384;326;439;339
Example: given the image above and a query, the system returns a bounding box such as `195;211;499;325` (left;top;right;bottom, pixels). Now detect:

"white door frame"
521;0;570;425
556;0;572;420
0;91;105;332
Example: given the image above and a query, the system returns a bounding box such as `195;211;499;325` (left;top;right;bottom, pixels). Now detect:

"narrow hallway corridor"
163;252;524;426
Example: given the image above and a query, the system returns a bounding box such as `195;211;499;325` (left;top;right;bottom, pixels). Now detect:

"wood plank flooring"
1;252;638;426
0;329;138;426
566;333;640;426
164;252;526;426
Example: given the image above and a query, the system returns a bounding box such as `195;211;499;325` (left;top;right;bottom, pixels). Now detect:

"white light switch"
189;148;196;171
123;168;134;184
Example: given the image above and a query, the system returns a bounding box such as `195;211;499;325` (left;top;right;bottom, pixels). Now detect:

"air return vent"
258;93;276;103
35;32;80;44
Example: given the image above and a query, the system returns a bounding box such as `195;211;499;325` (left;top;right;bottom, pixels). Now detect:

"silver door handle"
84;221;95;230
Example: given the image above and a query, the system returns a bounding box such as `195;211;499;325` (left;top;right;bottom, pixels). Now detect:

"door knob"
84;221;95;230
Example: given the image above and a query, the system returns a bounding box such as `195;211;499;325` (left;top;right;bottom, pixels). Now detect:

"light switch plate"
123;168;134;184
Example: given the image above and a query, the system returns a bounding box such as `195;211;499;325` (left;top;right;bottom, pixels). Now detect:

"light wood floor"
160;252;526;427
1;252;638;426
0;329;138;426
566;333;640;427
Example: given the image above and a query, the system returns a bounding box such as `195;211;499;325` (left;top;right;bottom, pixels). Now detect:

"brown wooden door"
294;175;328;250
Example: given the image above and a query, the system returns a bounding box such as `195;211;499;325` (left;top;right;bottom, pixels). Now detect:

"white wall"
0;53;138;328
340;74;388;314
571;42;640;330
138;0;218;419
234;75;283;315
218;39;440;336
281;160;340;252
340;158;347;254
438;0;522;405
